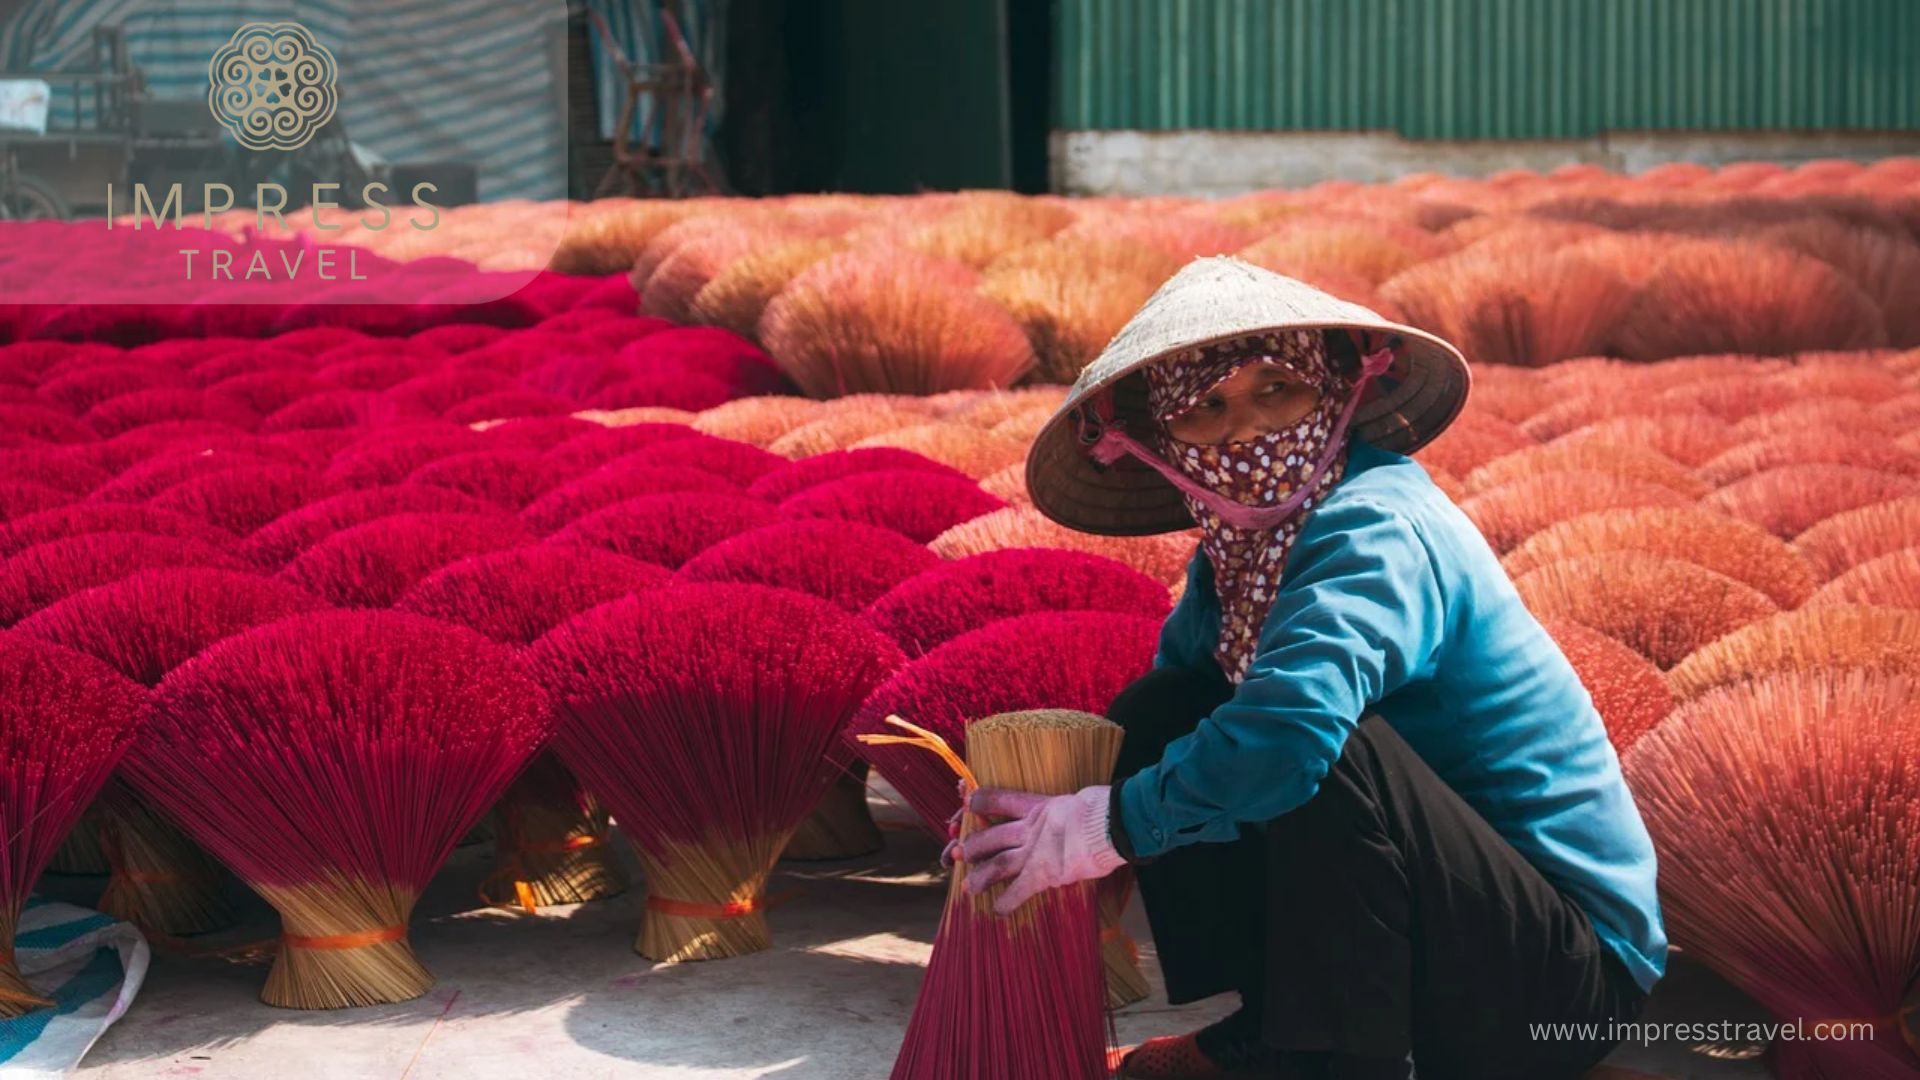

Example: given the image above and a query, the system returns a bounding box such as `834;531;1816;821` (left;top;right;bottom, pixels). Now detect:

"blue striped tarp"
0;897;149;1078
0;0;568;202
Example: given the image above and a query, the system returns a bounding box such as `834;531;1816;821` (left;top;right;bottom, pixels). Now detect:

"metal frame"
585;2;724;199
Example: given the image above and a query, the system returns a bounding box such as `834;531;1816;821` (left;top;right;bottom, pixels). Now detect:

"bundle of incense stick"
95;782;232;935
1096;873;1152;1009
483;756;625;909
529;584;903;962
125;611;552;1009
781;768;883;862
864;711;1118;1080
396;545;674;908
13;568;324;936
1;635;145;1018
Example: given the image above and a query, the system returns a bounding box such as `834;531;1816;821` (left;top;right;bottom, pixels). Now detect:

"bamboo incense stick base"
1097;872;1150;1009
48;805;110;876
636;841;776;963
0;957;50;1019
256;882;431;1010
0;912;51;1017
97;791;234;936
888;710;1121;1080
782;771;883;861
490;759;628;908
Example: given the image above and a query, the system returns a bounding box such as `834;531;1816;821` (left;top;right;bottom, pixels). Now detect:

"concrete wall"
1050;129;1920;197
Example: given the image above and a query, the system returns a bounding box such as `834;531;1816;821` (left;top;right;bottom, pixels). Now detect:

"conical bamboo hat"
1026;256;1471;536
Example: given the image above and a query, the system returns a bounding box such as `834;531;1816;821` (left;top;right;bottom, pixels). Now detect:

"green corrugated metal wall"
1056;0;1920;138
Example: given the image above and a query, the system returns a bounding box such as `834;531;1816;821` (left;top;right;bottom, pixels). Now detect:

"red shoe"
1114;1033;1271;1080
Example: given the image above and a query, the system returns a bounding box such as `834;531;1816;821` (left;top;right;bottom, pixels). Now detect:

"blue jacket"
1115;437;1668;994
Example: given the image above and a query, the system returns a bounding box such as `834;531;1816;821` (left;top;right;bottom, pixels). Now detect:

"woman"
954;258;1666;1080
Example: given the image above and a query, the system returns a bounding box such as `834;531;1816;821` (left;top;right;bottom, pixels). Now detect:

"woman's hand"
956;785;1125;915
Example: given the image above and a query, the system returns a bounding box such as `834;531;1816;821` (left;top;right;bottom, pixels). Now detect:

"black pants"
1109;664;1648;1079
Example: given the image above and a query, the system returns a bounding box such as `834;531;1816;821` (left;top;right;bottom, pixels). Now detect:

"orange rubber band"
645;889;798;920
281;925;407;950
1100;924;1142;965
1807;1002;1920;1055
481;832;611;914
511;834;605;856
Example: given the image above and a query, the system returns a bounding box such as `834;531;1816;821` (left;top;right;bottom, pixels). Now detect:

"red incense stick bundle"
678;519;938;612
397;545;673;908
778;470;1006;545
0;504;232;558
528;584;902;960
865;711;1119;1080
673;517;938;861
14;568;325;934
236;484;505;569
0;532;244;626
850;611;1159;832
745;448;970;502
123;611;552;1008
278;512;536;607
520;465;741;534
864;549;1174;659
0;634;145;1017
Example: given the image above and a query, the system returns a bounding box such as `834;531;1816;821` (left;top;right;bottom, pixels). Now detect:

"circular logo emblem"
208;21;338;152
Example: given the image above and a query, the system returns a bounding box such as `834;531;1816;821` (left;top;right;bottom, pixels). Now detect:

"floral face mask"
1143;331;1353;682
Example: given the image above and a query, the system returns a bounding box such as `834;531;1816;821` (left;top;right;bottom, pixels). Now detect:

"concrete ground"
44;799;1776;1080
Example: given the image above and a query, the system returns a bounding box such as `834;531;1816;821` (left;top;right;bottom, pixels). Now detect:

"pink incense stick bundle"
0;633;145;1017
745;448;971;503
678;519;939;612
675;518;938;860
850;610;1160;832
15;569;326;934
405;449;580;510
583;372;734;413
0;481;72;519
321;427;488;489
80;387;259;438
0;532;244;627
278;512;537;607
549;493;777;569
237;484;507;569
205;370;326;417
864;549;1174;659
541;423;708;472
123;611;553;1008
528;584;903;961
867;710;1119;1080
397;545;673;908
442;389;575;425
519;465;741;535
144;463;337;536
778;470;1006;545
627;437;786;486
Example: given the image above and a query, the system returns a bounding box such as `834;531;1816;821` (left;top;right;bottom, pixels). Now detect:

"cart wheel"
0;174;70;222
